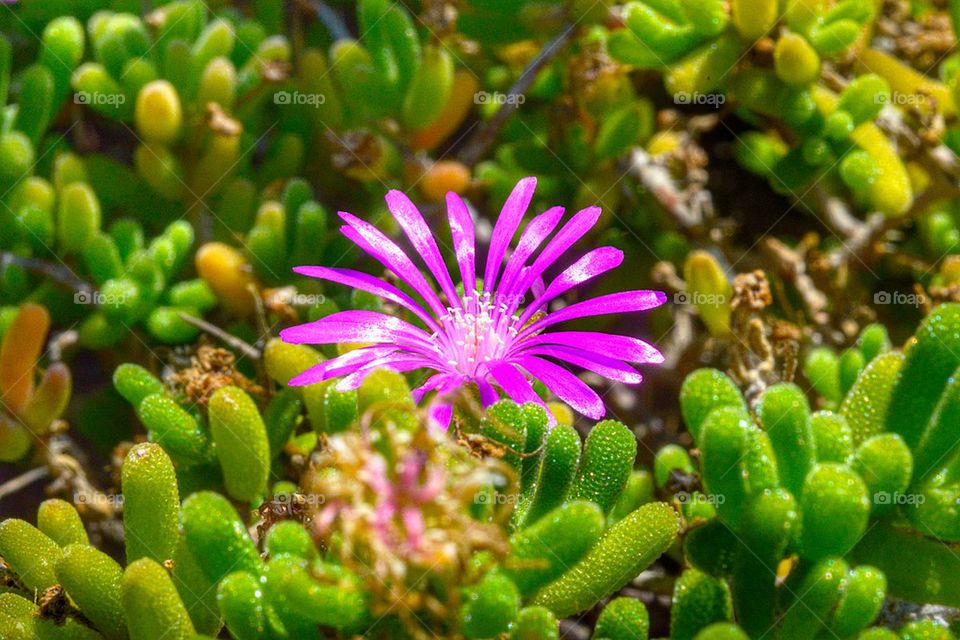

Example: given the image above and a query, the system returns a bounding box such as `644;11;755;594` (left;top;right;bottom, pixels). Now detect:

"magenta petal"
335;356;434;391
338;213;445;316
520;345;643;384
331;368;374;392
447;192;477;294
507;206;601;312
514;331;664;364
386;190;461;306
412;373;448;403
487;361;545;407
306;346;403;380
286;362;330;386
282;177;663;422
531;276;546;299
475;377;499;406
521;290;667;337
292;265;438;330
483;176;537;294
497;206;564;299
428;399;454;432
522;246;624;322
280;310;435;352
287;346;398;386
402;507;426;549
516;356;605;420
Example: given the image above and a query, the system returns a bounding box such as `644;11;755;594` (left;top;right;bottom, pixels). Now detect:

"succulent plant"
2;368;678;639
671;303;960;638
2;150;212;346
608;0;920;217
113;355;271;502
0;303;71;462
3;1;960;638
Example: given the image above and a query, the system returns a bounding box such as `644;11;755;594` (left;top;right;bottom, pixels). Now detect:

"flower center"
435;292;520;376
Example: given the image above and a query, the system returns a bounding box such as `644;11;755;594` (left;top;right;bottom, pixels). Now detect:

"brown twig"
44;436;119;522
813;187;864;239
762;236;830;327
458;26;577;168
177;312;262;360
0;252;94;296
300;0;351;41
0;466;49;502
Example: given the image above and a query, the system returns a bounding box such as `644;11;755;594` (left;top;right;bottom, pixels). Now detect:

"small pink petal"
447;192;477;294
514;331;664;364
484;177;537;294
520;290;667;337
506;206;601;314
386;190;461;306
521;246;624;322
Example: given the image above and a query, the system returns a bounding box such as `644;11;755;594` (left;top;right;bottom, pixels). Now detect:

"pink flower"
280;177;665;425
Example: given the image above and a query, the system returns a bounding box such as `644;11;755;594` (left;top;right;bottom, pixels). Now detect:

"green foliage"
570;419;638;513
512;606;559;640
3;1;960;638
757;383;815;496
57;544;127;640
0;592;101;640
180;492;262;583
680;368;747;442
0;393;677;640
217;571;267;640
671;569;732;640
522;422;581;520
531;502;679;617
207;385;270;502
0;518;62;592
36;498;87;547
121;442;180;564
461;572;521;639
504;501;605;596
121;558;196;640
594;597;649;640
679;303;960;635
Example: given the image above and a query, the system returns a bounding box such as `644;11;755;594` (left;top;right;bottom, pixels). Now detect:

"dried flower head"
302;418;509;633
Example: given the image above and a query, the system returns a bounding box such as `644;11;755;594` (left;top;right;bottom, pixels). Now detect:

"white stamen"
434;290;521;376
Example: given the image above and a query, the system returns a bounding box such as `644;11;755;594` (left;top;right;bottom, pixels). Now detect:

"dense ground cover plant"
2;0;960;638
668;303;960;638
1;370;680;639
